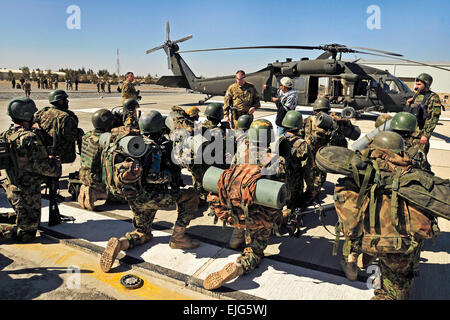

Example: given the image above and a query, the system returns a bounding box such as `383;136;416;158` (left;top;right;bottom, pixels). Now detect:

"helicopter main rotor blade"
146;44;165;54
348;46;403;57
179;45;321;53
166;21;170;41
353;50;450;72
173;34;193;44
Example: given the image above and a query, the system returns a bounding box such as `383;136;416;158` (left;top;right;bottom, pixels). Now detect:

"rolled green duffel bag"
393;169;450;221
315;146;367;176
203;166;287;209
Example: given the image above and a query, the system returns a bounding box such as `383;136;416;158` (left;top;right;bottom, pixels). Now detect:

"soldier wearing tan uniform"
224;70;261;129
121;72;140;104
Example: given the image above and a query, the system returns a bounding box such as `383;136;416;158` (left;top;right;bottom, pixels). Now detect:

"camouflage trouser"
237;227;273;274
188;164;208;201
0;183;41;242
126;187;199;249
303;164;326;202
230;110;253;130
372;253;415;300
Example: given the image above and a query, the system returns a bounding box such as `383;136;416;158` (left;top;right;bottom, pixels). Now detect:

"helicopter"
146;22;449;119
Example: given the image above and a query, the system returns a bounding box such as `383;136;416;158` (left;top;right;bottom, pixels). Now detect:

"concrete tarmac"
0;86;448;300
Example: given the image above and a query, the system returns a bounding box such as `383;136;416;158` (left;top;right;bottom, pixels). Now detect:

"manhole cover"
120;274;144;289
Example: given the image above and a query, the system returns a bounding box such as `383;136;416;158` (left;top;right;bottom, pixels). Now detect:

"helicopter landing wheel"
342;106;356;119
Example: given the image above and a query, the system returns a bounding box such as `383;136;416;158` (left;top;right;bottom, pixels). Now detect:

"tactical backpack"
101;127;144;200
316;146;449;256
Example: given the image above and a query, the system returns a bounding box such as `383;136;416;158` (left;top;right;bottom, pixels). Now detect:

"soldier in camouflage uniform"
204;119;286;290
278;110;314;216
121;72;140;104
170;105;197;134
224;70;261;129
189;103;230;203
121;72;141;127
406;73;443;155
122;98;140;129
390;112;431;171
0;98;61;242
100;111;200;273
77;109;114;211
302;97;357;203
33;89;84;164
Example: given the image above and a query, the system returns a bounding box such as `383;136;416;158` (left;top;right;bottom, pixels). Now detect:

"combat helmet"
92;109;114;131
416;73;433;88
48;89;68;104
7;97;38;121
370;131;404;154
204;103;224;122
390;112;417;133
139;110;165;134
123;98;139;111
237;114;252;130
313;97;331;112
248;119;274;144
282;110;303;129
375;114;392;128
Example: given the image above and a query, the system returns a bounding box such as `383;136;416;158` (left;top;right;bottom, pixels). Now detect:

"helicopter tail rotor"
145;21;193;70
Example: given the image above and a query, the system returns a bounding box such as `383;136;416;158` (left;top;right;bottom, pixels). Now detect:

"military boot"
100;237;130;273
340;252;358;281
203;262;244;290
169;225;200;249
229;227;245;249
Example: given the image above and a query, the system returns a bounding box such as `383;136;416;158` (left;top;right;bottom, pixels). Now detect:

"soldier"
23;80;31;97
186;106;200;122
122;98;140;129
406;73;443;155
121;72;141;105
204;119;286;290
77;109;114;211
272;77;298;136
99;111;200;273
224;70;261;129
390;112;431;171
278;110;314;218
33;89;84;164
0;98;61;242
302;97;358;204
11;78;16;89
189;103;229;203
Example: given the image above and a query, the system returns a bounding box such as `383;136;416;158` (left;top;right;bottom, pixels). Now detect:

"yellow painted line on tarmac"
12;241;198;300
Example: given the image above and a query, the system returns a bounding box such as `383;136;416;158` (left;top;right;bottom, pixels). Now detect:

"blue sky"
0;0;448;77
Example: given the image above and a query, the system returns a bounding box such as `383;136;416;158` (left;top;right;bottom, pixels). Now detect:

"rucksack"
329;147;446;256
102;126;144;200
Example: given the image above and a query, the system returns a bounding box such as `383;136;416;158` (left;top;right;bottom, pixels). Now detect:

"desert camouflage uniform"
229;145;286;274
302;112;352;200
224;82;260;129
33;105;80;164
121;80;139;104
121;81;140;128
0;126;61;242
409;91;442;155
125;134;199;249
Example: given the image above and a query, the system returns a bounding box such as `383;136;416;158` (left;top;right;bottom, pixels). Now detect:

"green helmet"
281;110;303;129
313;97;331;112
248;119;274;144
204;103;224;121
370;131;404;154
123;98;139;111
391;112;417;133
237;114;252;130
48;89;68;104
375;114;393;128
7;97;37;121
139;110;165;134
416;73;433;88
92;109;114;131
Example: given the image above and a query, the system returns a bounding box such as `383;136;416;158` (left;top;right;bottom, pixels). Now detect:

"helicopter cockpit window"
355;79;369;96
383;79;400;94
397;78;412;93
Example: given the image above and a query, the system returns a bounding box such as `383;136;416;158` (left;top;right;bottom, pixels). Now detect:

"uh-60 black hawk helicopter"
146;22;449;119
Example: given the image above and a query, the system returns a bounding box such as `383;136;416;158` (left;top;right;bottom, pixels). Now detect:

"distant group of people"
65;79;79;91
97;80;112;94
